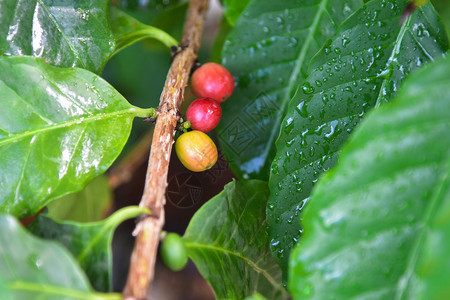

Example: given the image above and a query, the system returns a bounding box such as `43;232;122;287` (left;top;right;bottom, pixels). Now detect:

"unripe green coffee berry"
160;233;188;271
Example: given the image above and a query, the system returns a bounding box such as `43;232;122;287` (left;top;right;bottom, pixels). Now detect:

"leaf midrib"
185;242;284;291
262;0;333;170
0;108;139;146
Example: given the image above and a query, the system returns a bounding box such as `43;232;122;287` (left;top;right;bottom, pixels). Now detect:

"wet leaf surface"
0;56;151;218
0;0;115;74
288;56;450;299
217;0;363;180
268;0;449;280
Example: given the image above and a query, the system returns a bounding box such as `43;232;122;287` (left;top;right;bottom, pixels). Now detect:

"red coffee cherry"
186;98;222;133
175;131;218;172
191;62;235;103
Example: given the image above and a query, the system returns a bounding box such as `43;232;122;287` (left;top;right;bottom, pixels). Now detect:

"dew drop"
286;138;295;147
296;101;308;118
342;37;350;48
284;117;295;133
302;82;315;94
271;163;279;175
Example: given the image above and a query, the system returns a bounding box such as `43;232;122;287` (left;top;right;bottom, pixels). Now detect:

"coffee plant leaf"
0;0;115;74
0;215;121;299
268;0;448;280
217;0;363;181
110;7;177;56
0;56;153;218
184;180;288;300
28;206;147;292
288;56;450;299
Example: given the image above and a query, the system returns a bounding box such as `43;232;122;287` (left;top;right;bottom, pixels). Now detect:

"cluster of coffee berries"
175;63;234;172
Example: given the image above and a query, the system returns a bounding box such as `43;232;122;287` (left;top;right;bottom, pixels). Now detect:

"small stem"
134;107;157;119
177;120;192;132
122;0;209;299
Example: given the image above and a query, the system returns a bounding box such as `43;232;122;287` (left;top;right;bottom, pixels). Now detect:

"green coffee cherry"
160;233;188;271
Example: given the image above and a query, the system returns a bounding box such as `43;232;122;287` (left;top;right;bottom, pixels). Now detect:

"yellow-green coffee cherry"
175;130;218;172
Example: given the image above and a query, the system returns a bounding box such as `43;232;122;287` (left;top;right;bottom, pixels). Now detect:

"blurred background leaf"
0;215;121;299
47;175;112;223
28;206;148;292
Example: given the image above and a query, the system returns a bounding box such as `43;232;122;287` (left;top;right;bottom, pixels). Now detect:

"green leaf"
408;160;450;300
222;0;251;26
268;0;449;279
0;0;115;74
28;206;148;292
110;7;177;56
184;180;288;300
217;0;363;181
0;215;121;299
0;56;152;218
433;0;450;40
288;56;450;299
46;175;112;223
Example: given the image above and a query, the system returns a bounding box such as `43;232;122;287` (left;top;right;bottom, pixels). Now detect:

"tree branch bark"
123;0;209;298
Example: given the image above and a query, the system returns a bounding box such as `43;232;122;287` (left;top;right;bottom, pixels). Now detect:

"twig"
123;0;209;299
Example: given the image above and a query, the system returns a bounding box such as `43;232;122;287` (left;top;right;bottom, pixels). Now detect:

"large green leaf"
268;0;449;279
183;180;288;300
0;215;120;299
0;0;115;74
0;56;153;218
288;56;450;299
46;175;112;223
28;206;147;292
109;7;177;56
217;0;363;181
